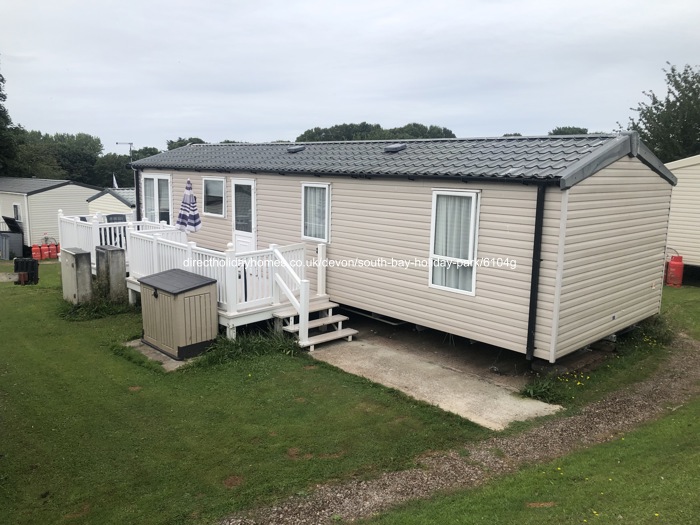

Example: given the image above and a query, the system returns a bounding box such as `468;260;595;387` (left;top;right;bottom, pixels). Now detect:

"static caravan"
666;154;700;267
87;188;136;218
131;132;675;362
0;177;100;246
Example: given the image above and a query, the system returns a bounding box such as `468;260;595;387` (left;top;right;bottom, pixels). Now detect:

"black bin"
14;258;39;285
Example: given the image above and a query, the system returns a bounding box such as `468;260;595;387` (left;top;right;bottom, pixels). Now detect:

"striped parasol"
176;178;202;232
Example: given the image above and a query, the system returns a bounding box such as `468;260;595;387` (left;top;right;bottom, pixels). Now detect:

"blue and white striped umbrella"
176;178;202;232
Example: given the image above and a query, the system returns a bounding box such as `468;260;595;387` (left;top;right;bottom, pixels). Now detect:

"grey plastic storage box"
138;269;218;360
0;232;23;260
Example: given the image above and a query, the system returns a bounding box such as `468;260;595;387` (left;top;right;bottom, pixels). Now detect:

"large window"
302;183;330;242
203;178;225;217
143;175;171;224
429;191;479;294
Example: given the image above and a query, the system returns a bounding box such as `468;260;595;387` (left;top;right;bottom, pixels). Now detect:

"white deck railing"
57;210;177;264
58;211;324;331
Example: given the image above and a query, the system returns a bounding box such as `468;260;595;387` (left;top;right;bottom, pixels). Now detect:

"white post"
126;222;134;275
225;242;238;314
317;243;327;297
152;233;161;274
91;216;100;262
299;279;310;346
269;244;280;305
57;210;64;260
186;241;196;271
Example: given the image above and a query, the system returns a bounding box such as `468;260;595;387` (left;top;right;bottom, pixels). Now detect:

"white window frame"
301;182;330;243
142;173;172;224
428;189;480;296
13;203;22;221
202;177;226;218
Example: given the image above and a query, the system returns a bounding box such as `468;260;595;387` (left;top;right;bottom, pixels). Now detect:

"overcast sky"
2;0;699;155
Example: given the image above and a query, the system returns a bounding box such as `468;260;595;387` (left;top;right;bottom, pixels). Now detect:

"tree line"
1;63;698;188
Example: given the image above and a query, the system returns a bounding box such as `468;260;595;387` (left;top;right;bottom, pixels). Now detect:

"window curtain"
144;179;155;222
432;194;473;291
204;180;224;215
304;186;327;240
234;184;252;233
158;179;170;223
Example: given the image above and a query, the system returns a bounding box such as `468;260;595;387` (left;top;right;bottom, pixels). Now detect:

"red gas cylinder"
40;244;50;260
666;255;684;288
48;244;57;259
31;244;42;260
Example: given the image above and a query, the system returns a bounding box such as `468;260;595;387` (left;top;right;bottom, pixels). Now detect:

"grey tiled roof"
130;134;676;187
0;177;69;195
0;177;101;195
87;188;136;206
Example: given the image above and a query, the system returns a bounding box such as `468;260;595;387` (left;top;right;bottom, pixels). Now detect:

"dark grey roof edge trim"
559;132;676;189
636;142;677;186
86;188;136;207
559;135;630;189
136;166;559;185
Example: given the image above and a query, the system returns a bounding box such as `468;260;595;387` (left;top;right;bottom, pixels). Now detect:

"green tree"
625;63;700;163
548;126;589;135
49;132;103;184
7;128;67;179
132;146;161;161
166;137;205;150
502;133;522;137
296;122;456;142
94;153;131;187
0;66;18;175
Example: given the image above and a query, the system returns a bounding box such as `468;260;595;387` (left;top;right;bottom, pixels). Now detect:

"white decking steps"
273;300;340;320
299;328;358;352
273;300;357;351
282;314;349;333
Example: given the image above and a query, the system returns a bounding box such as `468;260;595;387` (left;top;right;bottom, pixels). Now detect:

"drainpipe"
134;168;142;221
526;184;547;361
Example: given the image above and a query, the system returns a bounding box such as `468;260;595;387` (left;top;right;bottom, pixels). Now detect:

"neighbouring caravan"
666;154;700;267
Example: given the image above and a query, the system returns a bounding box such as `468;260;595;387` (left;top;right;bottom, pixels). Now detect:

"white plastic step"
283;314;348;334
273;301;339;319
299;328;358;351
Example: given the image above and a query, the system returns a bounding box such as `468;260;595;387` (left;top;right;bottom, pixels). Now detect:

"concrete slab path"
311;338;561;430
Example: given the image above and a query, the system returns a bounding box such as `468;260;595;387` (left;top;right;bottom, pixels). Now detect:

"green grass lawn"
361;397;700;525
361;279;700;525
0;262;488;525
3;261;699;525
661;270;700;339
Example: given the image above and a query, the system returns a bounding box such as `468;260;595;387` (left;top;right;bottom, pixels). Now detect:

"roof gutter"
130;166;561;186
134;169;142;221
526;183;546;361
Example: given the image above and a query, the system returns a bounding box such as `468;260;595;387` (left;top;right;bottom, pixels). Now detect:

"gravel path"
222;337;700;525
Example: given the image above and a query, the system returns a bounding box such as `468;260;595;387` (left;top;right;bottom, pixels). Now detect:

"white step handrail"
271;244;309;345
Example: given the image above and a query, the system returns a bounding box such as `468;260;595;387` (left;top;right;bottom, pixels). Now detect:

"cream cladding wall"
29;185;94;245
554;157;671;358
666;155;700;266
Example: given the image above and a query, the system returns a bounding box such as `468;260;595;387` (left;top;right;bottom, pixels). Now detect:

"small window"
302;183;330;242
13;204;21;221
203;178;225;217
429;191;479;294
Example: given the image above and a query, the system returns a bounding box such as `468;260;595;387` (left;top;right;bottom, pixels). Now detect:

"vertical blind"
432;194;473;291
304;185;327;240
